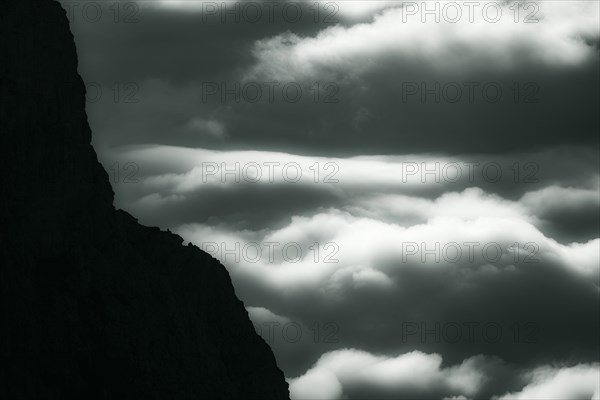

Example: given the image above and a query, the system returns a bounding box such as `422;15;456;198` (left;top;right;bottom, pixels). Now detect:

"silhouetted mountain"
0;1;289;398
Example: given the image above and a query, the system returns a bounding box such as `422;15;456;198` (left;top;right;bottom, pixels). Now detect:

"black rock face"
0;1;289;398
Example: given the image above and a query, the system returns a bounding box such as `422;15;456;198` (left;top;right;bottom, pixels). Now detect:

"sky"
62;1;599;398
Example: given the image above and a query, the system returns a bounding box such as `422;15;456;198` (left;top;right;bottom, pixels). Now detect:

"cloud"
494;364;600;400
328;265;395;291
288;349;511;399
289;367;343;400
290;349;600;400
245;1;600;82
521;185;600;243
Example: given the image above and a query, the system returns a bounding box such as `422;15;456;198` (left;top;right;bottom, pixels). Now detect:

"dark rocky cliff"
0;1;289;398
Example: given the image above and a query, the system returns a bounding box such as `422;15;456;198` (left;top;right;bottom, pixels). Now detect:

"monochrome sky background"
62;1;599;398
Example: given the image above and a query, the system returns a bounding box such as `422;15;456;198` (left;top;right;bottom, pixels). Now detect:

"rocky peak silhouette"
0;1;289;398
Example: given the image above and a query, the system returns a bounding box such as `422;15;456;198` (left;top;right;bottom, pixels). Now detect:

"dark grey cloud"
65;1;338;82
84;58;600;155
64;0;599;156
527;191;600;243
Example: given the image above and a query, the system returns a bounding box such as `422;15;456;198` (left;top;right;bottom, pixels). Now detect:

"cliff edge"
0;1;289;398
